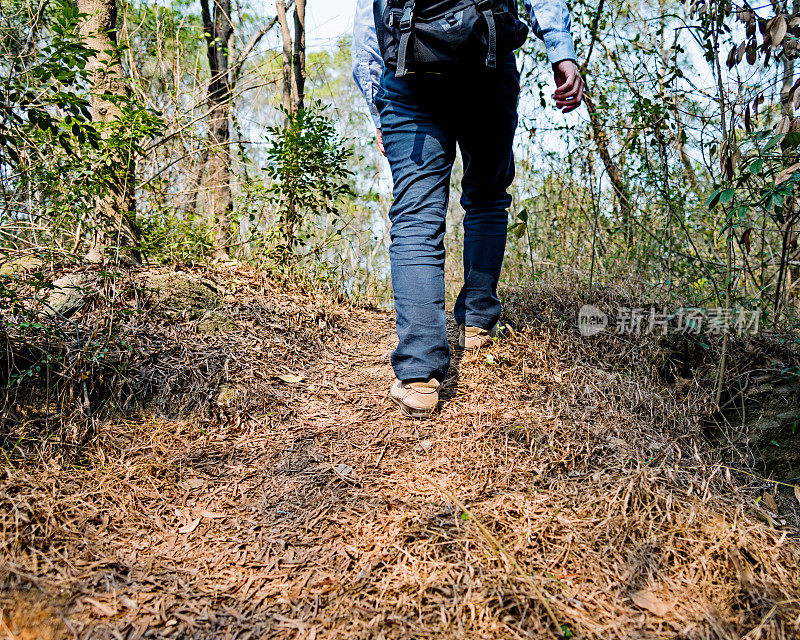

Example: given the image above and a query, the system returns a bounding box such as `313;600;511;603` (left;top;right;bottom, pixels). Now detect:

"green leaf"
764;134;784;151
719;188;735;205
782;131;800;149
509;222;527;239
748;158;764;174
706;188;724;209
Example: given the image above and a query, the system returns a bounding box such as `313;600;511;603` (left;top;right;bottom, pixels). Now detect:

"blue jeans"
375;58;520;383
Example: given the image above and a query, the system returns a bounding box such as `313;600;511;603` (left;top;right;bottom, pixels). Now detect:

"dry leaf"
200;510;226;519
178;518;200;534
741;228;752;254
729;547;755;585
276;373;305;384
334;463;355;478
775;115;791;135
726;46;737;68
794;485;800;505
180;478;205;490
724;153;735;181
771;16;788;46
737;40;746;63
754;92;764;115
775;162;800;185
118;595;138;611
747;41;757;64
86;598;117;617
763;492;779;513
630;590;670;617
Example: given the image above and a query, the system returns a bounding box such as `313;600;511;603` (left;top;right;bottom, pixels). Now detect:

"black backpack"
374;0;529;77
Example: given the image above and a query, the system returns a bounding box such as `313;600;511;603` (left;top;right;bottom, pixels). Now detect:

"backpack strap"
396;0;415;77
477;0;497;69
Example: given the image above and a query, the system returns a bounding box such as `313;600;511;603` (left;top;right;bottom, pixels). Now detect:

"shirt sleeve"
523;0;577;65
352;0;383;128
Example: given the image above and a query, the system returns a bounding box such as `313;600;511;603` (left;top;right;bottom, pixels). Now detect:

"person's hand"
552;60;584;113
376;128;386;157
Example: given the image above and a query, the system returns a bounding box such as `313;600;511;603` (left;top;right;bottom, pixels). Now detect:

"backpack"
374;0;529;77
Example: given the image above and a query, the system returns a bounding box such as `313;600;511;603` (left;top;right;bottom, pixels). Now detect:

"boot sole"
458;338;496;351
390;394;436;418
458;327;499;351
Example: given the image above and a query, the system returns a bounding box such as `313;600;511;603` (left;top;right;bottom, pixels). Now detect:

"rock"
0;255;44;277
144;272;222;319
40;273;94;318
197;311;235;335
722;377;800;483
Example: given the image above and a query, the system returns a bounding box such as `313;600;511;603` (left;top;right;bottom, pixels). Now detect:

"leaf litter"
1;264;799;639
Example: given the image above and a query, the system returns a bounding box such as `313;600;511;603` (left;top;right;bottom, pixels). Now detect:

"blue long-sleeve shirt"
352;0;577;127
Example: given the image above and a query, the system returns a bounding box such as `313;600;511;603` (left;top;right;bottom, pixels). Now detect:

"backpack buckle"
400;6;413;30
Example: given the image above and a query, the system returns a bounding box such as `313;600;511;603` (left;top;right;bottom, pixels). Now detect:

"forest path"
2;268;800;640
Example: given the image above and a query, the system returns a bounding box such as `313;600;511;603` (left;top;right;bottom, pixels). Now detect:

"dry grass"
1;264;799;639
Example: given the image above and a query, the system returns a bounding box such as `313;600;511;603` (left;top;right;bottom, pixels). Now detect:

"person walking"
352;0;584;417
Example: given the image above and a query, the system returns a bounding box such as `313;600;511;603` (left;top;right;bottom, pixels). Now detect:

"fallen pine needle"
425;475;564;638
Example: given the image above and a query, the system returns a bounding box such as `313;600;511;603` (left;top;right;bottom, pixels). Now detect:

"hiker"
353;0;584;417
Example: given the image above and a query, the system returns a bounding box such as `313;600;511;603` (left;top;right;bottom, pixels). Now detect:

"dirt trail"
2;267;800;639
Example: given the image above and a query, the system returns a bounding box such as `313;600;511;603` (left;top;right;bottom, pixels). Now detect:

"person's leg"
375;69;457;382
453;58;521;331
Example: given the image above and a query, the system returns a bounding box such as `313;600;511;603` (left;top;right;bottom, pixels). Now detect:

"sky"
305;0;356;50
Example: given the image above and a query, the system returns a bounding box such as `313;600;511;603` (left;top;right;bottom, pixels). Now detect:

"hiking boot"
458;324;497;350
389;378;440;417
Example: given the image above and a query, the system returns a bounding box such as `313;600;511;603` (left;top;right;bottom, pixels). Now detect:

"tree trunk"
781;46;795;117
276;0;294;115
292;0;306;113
276;0;306;118
781;0;800;116
201;0;234;260
77;0;141;264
